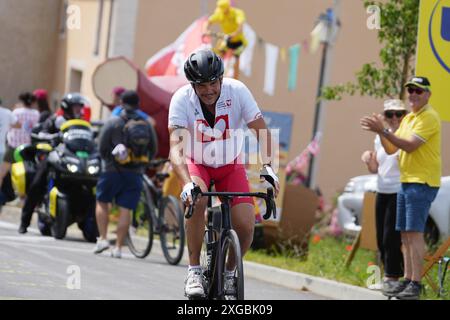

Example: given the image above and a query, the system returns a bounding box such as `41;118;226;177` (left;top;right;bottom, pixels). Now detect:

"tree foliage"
322;0;420;101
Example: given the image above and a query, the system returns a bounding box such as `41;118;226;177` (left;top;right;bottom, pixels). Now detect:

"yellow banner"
416;0;450;122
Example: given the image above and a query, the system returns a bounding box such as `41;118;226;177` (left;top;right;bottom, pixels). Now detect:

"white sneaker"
224;271;237;299
93;238;110;254
184;269;204;297
111;247;122;259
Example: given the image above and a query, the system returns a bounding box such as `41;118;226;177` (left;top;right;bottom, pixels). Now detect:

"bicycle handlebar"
184;186;276;220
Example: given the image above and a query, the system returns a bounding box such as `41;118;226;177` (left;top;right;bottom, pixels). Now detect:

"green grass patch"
245;236;450;300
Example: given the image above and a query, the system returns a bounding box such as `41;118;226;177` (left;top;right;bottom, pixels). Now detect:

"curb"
243;261;387;300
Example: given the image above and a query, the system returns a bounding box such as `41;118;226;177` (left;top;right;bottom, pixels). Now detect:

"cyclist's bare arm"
247;117;273;165
168;126;192;187
247;117;280;194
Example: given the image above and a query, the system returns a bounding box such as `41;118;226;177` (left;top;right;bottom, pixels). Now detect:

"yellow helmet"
217;0;230;11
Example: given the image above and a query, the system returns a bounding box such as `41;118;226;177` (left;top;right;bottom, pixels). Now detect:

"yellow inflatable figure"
205;0;248;58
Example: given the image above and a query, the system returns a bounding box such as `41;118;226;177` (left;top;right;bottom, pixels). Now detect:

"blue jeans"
396;183;439;233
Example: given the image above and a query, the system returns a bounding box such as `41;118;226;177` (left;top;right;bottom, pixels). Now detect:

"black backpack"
122;118;152;165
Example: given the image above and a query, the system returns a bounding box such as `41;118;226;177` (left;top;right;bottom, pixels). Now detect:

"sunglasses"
384;111;406;119
407;87;426;95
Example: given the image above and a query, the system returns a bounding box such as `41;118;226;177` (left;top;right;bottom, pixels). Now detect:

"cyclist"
204;0;248;58
168;49;279;298
18;93;86;233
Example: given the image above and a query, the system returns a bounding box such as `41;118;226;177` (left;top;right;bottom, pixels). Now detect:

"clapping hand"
360;114;385;134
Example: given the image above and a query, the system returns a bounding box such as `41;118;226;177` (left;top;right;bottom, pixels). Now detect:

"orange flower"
312;235;321;244
345;245;353;252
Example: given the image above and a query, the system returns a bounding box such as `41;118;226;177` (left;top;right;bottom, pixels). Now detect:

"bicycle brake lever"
184;186;202;219
263;188;275;220
184;205;194;219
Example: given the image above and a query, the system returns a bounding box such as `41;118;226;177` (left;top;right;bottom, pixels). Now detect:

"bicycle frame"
204;194;235;299
186;186;275;299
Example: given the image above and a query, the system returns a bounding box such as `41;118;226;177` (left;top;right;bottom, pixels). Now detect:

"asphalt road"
0;204;325;300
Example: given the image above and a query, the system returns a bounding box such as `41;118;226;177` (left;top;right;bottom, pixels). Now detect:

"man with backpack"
93;90;157;258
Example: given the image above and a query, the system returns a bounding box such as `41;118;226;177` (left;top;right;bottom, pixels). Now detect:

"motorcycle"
11;140;53;234
12;119;101;242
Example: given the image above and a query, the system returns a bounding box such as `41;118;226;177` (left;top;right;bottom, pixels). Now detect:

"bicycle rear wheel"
159;195;185;265
127;185;154;258
219;229;244;300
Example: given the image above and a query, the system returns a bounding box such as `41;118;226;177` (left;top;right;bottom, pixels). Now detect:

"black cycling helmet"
60;93;85;118
184;49;224;84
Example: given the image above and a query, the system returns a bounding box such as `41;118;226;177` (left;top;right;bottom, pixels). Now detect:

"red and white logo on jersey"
195;115;230;143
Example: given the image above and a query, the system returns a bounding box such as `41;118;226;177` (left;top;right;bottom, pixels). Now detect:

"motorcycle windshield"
62;128;95;153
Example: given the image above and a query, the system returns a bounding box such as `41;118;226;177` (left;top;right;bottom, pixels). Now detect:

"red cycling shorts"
186;158;254;207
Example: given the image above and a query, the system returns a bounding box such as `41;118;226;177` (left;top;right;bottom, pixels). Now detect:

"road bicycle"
185;170;276;300
126;159;185;265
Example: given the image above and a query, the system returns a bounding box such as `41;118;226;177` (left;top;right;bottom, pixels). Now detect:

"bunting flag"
288;44;301;91
240;23;257;77
280;47;287;63
310;20;327;54
307;132;322;156
264;43;279;96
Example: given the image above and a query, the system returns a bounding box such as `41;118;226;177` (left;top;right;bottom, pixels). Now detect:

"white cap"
383;99;406;111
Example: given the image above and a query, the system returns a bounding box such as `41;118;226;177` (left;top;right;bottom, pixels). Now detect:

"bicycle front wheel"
159;195;185;265
127;185;154;258
219;230;244;300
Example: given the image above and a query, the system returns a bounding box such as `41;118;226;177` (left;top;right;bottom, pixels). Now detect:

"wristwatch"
382;128;390;137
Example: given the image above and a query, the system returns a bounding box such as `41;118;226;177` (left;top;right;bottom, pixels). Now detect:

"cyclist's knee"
194;197;208;214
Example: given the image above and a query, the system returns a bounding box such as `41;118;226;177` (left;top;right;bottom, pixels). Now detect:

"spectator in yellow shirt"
361;76;441;300
204;0;248;57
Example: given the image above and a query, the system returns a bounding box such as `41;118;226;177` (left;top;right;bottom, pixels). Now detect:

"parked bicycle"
185;172;276;300
126;159;185;265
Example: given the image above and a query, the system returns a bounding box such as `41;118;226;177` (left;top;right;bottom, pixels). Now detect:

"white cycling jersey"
168;78;262;168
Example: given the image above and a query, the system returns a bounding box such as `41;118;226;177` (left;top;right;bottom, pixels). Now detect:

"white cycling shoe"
184;269;205;297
